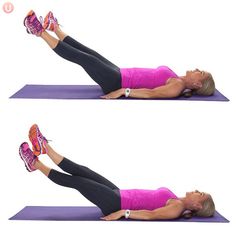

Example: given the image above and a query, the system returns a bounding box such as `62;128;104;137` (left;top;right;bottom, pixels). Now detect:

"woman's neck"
178;197;189;209
179;76;192;89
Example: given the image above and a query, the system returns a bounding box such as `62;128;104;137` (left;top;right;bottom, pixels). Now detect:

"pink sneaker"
43;11;59;32
23;10;44;36
19;142;38;172
29;124;48;156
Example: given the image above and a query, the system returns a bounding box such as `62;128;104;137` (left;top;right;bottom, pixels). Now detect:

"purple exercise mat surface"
10;85;229;101
9;206;229;222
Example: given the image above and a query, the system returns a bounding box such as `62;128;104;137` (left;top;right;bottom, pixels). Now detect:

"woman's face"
185;69;208;88
186;190;210;205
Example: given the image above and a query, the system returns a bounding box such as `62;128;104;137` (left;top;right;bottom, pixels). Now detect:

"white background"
0;0;236;232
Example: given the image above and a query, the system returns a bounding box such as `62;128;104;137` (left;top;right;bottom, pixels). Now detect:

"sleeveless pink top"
120;187;178;210
120;66;178;89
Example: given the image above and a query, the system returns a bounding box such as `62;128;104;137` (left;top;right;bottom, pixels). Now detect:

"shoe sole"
44;11;58;31
29;124;46;156
43;12;51;29
29;124;42;156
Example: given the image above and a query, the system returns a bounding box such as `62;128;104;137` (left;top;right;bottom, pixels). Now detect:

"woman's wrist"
120;209;126;217
120;88;126;96
123;88;131;97
124;209;131;219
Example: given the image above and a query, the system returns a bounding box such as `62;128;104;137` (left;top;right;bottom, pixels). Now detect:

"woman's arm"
101;202;184;221
101;80;185;99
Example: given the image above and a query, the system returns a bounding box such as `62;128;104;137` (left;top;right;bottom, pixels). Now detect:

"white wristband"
125;209;131;219
125;88;131;98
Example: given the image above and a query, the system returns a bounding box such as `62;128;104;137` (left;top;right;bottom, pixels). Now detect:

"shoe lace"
39;16;44;25
48;14;61;28
36;128;49;143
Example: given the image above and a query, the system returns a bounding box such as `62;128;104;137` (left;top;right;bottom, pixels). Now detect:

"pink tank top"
120;187;178;210
120;66;178;89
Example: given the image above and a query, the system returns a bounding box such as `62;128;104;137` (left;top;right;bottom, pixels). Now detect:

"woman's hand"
101;89;124;99
100;210;124;221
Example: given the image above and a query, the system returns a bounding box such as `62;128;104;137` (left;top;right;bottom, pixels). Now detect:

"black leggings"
48;157;121;215
53;36;122;94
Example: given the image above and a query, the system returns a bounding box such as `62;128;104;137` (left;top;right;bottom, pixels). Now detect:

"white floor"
1;1;236;232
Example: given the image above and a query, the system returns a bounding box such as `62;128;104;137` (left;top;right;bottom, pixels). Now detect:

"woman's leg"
55;27;118;68
45;143;119;190
40;31;121;94
43;11;117;68
40;31;59;49
34;160;121;215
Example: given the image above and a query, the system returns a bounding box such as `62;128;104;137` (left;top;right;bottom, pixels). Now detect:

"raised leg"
24;10;122;94
34;159;121;215
55;27;67;41
45;143;119;190
40;31;59;49
39;31;121;94
34;159;51;176
55;27;118;68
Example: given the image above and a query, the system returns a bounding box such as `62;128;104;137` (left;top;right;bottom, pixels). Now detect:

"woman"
19;124;215;221
23;10;215;99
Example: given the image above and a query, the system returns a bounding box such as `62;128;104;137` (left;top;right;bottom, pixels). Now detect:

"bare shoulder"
167;78;184;86
166;199;184;208
150;199;184;220
150;78;185;98
167;78;185;93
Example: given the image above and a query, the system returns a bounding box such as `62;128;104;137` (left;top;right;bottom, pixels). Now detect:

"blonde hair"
195;195;215;217
183;195;215;218
196;73;215;96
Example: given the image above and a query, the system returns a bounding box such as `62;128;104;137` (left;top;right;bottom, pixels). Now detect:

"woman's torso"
119;187;178;210
120;66;179;89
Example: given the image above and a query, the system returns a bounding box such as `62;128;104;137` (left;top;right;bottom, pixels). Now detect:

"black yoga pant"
53;36;122;94
48;157;121;215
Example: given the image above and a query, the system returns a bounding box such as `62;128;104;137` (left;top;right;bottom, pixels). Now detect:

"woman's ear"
193;82;202;89
193;202;203;210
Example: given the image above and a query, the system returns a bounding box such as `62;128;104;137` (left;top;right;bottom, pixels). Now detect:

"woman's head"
184;190;215;218
185;69;215;96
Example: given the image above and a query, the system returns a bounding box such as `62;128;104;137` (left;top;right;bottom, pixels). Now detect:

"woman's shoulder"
167;77;183;84
166;198;184;207
166;78;185;90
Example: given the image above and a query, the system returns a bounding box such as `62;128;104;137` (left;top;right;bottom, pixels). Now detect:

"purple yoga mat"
9;206;229;222
10;85;229;101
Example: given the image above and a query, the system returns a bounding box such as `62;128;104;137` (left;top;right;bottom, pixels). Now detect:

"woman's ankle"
55;28;67;41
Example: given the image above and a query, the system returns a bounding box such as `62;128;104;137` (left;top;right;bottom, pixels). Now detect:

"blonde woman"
19;124;215;220
23;10;215;99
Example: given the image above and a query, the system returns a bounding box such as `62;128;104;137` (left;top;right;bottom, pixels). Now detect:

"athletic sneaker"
43;11;59;32
23;10;44;36
19;142;37;172
29;124;48;156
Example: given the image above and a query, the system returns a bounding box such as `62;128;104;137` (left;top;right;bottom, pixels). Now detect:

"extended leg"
24;11;121;94
43;12;117;68
34;160;120;215
45;143;119;190
28;124;118;190
40;31;121;94
55;27;118;68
